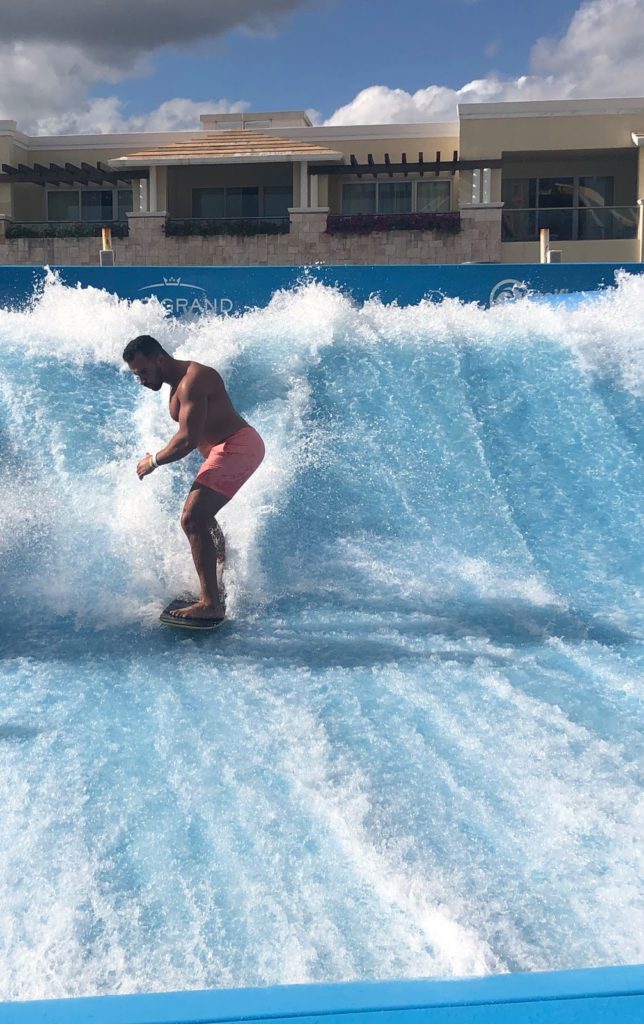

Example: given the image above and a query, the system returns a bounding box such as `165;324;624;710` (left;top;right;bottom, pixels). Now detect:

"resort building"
1;98;643;266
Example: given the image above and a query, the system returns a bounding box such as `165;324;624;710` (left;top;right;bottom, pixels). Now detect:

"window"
193;186;289;218
81;190;114;222
577;176;617;240
117;189;133;221
378;182;412;214
342;180;450;215
47;191;80;221
342;183;377;214
193;188;225;218
226;187;259;217
47;188;131;222
501;178;536;210
416;180;451;213
501;175;626;242
263;185;292;217
537;177;574;240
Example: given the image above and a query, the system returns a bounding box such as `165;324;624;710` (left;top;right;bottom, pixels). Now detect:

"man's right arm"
155;375;208;466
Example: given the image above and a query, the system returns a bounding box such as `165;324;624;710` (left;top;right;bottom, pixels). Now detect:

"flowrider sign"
137;276;233;316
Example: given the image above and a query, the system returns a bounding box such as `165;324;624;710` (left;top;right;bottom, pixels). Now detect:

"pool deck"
2;964;643;1024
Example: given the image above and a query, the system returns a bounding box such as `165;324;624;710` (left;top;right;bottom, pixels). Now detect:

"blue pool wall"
1;261;644;316
1;964;643;1023
2;261;643;1018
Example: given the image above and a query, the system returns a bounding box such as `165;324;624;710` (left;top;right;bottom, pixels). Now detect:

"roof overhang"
109;151;345;169
460;97;644;119
108;130;346;170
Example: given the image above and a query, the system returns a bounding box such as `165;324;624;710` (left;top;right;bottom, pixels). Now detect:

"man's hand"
136;453;155;480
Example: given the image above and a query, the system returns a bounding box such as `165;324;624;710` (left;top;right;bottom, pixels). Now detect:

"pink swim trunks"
194;426;265;498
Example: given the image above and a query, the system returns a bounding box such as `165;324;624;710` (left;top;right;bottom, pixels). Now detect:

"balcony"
502;206;638;243
164;216;290;238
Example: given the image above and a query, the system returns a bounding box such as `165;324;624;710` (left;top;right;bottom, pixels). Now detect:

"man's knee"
181;505;209;536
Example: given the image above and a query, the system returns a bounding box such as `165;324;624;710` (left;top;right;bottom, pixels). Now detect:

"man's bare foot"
170;601;225;621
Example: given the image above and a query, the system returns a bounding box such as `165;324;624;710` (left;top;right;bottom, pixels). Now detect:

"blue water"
0;271;642;1001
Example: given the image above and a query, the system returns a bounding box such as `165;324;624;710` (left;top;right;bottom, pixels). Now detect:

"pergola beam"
0;161;149;185
309;157;502;175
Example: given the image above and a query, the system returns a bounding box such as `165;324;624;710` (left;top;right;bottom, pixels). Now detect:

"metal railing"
164;216;290;237
502;206;638;243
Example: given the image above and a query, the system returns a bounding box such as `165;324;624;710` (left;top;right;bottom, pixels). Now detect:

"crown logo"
163;276;181;286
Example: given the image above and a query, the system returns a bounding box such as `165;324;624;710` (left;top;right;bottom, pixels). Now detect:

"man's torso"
169;361;249;452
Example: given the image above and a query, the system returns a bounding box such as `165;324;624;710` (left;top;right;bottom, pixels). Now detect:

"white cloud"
325;0;644;125
0;0;306;135
0;43;246;136
32;97;251;137
0;41;248;135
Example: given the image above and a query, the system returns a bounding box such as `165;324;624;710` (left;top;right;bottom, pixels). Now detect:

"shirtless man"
123;334;265;622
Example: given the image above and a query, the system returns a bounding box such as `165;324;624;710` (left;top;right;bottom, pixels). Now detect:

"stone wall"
0;207;503;266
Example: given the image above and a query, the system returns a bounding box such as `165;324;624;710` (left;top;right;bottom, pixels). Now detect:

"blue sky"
95;0;582;121
1;0;643;134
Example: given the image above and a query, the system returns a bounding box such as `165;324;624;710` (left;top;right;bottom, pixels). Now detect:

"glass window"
47;190;80;221
538;177;574;208
192;188;225;218
537;207;574;241
226;187;259;217
81;190;114;222
416;180;451;212
378;182;412;213
501;178;536;210
578;176;614;208
502;209;537;243
342;183;376;214
117;189;133;221
263;186;292;217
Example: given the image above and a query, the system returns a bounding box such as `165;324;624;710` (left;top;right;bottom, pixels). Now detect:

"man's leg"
170;483;229;619
209;518;226;610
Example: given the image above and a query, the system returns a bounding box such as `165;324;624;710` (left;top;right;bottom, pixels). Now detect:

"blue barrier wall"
1;262;643;316
1;964;643;1023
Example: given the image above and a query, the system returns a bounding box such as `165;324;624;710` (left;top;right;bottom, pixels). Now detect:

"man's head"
123;335;167;391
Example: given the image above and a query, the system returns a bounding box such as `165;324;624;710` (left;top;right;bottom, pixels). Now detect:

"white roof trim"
109;151;345;168
290;123;459;141
0;122;459;150
459;98;644;119
632;132;644;146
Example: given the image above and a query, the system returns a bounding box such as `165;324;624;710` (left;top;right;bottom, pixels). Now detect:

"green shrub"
326;212;461;235
5;221;128;239
164;218;289;237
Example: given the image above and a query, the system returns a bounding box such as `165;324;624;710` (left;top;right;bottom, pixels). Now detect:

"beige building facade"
1;100;643;266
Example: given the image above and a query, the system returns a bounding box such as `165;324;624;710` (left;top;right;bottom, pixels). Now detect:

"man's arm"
155;374;208;466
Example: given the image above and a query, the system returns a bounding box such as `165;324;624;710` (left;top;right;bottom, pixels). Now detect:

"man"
123;334;265;623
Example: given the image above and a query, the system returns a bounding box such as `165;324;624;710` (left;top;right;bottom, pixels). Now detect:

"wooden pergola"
0;161;148;186
309;150;502;178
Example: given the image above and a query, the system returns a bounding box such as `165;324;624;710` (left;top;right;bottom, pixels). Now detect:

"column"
149;166;158;213
299;161;309;209
138;177;149;213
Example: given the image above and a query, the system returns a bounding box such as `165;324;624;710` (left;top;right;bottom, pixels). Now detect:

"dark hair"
123;335;165;362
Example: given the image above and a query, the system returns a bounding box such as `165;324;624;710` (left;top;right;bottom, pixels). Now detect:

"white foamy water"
0;270;642;1001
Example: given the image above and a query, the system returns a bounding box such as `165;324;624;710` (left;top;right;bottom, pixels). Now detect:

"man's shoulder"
181;361;221;392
